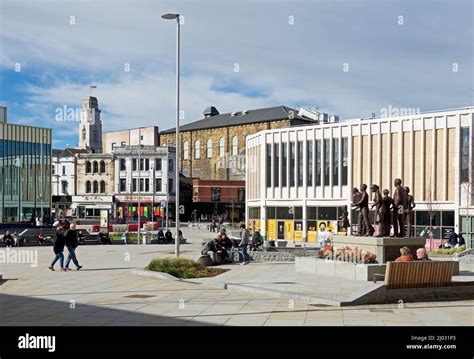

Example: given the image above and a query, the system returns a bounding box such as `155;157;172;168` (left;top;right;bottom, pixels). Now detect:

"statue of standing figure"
404;186;416;238
381;189;394;237
393;178;408;237
370;184;383;237
352;184;373;236
338;205;350;235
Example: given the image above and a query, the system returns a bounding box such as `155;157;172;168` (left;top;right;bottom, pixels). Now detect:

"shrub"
145;258;227;279
428;245;466;255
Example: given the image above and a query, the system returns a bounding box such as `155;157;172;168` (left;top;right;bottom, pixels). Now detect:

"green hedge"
145;258;227;279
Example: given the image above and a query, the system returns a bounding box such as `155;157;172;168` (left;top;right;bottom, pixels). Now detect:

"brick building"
160;105;317;220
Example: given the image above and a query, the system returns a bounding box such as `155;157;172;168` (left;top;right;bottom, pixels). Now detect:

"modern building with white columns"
246;107;474;248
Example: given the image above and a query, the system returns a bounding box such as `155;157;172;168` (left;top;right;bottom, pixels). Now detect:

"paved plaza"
0;228;473;326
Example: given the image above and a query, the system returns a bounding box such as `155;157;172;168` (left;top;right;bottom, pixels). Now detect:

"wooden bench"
374;261;455;289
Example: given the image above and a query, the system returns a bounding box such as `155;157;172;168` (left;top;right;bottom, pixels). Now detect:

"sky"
0;0;472;148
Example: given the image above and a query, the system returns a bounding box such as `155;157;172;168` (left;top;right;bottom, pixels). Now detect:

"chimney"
203;106;219;118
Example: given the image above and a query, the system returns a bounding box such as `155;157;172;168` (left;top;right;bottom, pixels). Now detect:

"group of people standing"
49;223;82;272
352;178;415;237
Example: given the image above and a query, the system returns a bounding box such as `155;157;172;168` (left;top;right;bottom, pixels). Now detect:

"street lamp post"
162;12;180;257
138;127;142;244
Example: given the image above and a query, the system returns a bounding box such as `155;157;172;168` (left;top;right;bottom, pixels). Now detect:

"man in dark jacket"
449;231;459;248
65;224;82;270
49;226;67;271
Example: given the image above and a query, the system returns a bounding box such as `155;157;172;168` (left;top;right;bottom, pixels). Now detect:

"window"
211;187;221;202
461;127;470;182
155;178;162;192
266;144;272;187
183;141;189;160
297;141;303;186
219;137;225;157
82;127;86;140
194;140;201;159
100;160;106;174
120;141;126;147
308;141;313;185
238;188;245;202
111;143;116;150
145;158;149;171
85;181;91;193
52;165;55;175
168;159;174;171
100;180;106;193
132;178;137;192
324;139;330;185
168;178;174;193
342;138;348;185
139;158;144;171
61;180;68;194
62;165;66;175
282;143;288;187
93;161;99;174
333;138;339;186
119;178;126;192
206;138;212;158
290;143;295;187
132;159;137;171
145;178;149;192
93;181;99;193
274;144;280;187
316;140;321;186
86;161;91;174
155;158;162;171
232;136;238;156
120;159;126;171
139;178;144;192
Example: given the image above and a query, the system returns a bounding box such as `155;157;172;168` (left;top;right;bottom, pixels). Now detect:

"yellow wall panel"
413;131;422;202
391;133;398;182
424;130;433;201
371;135;378;185
403;132;411;189
435;130;444;201
352;136;360;187
381;134;389;191
362;135;369;185
447;129;456;201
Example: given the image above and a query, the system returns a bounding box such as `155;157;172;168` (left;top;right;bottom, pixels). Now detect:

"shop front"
71;195;114;219
114;194;175;223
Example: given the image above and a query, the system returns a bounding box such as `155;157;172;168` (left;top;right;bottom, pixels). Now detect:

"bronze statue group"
351;178;415;237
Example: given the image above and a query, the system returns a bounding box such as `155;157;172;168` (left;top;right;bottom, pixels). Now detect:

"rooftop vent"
203;106;219;118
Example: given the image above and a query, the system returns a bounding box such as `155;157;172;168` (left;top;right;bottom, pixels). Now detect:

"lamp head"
161;13;179;20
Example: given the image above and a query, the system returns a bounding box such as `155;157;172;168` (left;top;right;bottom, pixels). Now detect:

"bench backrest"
385;261;454;289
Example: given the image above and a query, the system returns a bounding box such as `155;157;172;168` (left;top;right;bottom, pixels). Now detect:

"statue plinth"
333;235;426;264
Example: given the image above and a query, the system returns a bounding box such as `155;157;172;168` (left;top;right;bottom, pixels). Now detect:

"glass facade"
0;126;52;222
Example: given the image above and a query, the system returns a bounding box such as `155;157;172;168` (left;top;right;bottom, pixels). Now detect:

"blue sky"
0;0;472;148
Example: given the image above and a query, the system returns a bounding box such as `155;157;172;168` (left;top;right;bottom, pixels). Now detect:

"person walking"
49;226;67;271
65;223;82;271
239;224;250;265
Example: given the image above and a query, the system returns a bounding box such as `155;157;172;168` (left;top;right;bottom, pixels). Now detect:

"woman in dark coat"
49;226;67;271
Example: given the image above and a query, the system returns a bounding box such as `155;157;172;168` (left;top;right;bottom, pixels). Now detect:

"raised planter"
295;256;386;281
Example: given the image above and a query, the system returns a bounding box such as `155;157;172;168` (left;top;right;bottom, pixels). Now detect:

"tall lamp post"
138;127;142;244
162;12;180;257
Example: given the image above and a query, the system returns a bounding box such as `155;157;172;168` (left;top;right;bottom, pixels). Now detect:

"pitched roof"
52;148;90;158
160;105;314;134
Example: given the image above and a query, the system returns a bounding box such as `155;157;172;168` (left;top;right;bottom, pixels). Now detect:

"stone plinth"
295;257;386;281
333;236;426;264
